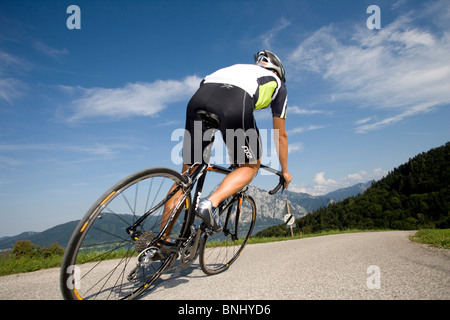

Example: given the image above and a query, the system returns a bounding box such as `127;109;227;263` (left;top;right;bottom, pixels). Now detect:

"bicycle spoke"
199;195;256;275
61;168;192;300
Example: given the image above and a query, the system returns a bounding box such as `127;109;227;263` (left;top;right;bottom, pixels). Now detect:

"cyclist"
182;50;293;232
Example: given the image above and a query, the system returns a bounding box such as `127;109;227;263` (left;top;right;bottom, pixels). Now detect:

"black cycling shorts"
183;83;262;165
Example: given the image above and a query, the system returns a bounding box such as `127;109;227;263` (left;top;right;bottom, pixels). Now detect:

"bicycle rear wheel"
60;167;192;300
199;194;256;275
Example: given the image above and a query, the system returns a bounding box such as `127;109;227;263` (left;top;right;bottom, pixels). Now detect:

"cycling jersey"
203;64;288;118
183;64;288;165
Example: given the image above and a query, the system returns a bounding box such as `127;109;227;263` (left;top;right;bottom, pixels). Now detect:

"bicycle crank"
180;225;202;268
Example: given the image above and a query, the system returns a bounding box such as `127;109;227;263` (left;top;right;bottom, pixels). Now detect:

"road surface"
1;231;449;300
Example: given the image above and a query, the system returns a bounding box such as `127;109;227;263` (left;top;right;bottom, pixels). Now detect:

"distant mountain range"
0;182;371;251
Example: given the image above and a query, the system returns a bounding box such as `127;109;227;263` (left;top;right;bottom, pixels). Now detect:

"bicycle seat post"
196;110;220;164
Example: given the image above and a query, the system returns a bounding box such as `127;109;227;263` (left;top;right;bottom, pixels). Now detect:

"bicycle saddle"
196;110;220;129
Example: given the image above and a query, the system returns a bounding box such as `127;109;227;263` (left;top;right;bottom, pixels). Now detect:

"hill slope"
257;142;450;237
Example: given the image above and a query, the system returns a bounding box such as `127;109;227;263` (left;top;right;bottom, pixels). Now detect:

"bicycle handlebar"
259;164;286;195
269;175;285;195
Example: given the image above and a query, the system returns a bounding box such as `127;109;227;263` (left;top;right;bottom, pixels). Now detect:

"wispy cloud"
289;106;327;115
287;1;450;133
0;78;22;104
288;124;326;135
32;41;68;61
288;142;303;154
355;117;373;125
260;17;291;48
0;51;27;103
354;102;438;134
0;155;22;167
0;142;141;168
66;76;201;121
0;142;122;156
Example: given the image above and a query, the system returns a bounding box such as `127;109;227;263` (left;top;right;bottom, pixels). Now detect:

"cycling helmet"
254;50;286;82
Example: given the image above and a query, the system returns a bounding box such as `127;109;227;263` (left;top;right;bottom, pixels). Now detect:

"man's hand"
282;171;292;190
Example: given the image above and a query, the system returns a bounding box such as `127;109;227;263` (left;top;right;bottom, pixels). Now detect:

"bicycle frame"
125;162;284;245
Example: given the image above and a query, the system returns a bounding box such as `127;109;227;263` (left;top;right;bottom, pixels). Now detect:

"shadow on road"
138;261;206;299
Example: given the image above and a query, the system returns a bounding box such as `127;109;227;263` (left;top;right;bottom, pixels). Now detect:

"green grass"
0;254;63;276
0;248;137;277
410;229;450;249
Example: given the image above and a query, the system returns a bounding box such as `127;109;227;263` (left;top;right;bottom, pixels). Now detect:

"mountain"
282;181;372;213
246;185;308;234
0;222;79;251
0;182;371;250
324;182;373;202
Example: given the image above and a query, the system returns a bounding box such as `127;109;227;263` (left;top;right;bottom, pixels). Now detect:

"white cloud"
287;3;450;133
292;168;387;196
354;102;437;134
288;124;326;135
355;117;373;125
288;142;303;154
289;106;326;115
67;75;202;121
313;171;337;187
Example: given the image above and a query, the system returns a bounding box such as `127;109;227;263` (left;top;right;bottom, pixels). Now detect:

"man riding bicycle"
181;50;293;232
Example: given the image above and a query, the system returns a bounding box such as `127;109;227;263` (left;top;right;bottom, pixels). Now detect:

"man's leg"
207;160;260;207
160;163;195;241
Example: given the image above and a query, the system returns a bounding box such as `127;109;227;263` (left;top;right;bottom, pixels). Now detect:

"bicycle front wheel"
199;194;256;275
60;167;192;300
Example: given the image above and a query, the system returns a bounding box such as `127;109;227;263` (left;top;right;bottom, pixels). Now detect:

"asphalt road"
1;231;449;300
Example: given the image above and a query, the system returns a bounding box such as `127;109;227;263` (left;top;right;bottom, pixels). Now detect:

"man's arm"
273;117;292;190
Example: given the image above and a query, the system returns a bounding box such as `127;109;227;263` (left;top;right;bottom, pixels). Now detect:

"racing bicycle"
60;110;285;300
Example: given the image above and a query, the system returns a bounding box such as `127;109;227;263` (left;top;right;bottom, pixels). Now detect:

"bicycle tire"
60;167;193;300
199;194;256;275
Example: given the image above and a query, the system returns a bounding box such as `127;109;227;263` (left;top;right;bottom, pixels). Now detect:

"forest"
255;142;450;237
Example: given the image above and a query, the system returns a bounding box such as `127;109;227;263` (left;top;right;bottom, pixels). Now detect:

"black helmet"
254;50;286;82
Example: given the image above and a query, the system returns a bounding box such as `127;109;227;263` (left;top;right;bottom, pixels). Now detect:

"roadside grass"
1;229;448;277
410;229;450;249
0;254;63;276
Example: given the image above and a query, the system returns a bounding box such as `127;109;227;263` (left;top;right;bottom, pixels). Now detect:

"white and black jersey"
203;64;287;118
183;64;288;165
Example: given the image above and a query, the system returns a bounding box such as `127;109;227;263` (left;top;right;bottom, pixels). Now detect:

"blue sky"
1;0;449;236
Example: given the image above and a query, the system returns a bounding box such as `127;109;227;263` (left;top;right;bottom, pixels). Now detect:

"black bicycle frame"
126;162;284;240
